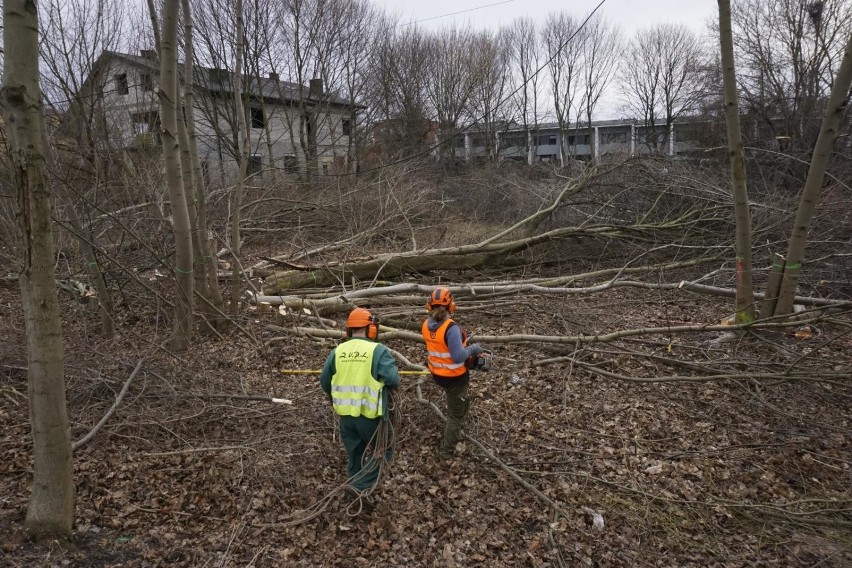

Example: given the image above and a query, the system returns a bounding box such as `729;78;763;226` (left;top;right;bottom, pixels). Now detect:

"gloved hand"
469;343;483;356
474;350;493;371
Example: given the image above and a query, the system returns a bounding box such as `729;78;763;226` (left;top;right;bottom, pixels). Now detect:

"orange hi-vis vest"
421;318;468;378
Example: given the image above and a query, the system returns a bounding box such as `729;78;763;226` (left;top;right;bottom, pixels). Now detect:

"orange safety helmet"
425;287;456;313
347;307;379;340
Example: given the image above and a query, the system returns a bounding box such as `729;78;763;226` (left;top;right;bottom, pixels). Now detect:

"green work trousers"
339;415;393;491
440;383;470;457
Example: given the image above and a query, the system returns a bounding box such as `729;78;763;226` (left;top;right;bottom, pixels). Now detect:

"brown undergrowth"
1;264;850;567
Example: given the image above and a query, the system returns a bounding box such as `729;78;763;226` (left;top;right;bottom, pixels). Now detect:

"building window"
131;111;159;135
502;134;525;147
282;155;299;174
548;135;557;145
115;73;129;95
248;154;263;177
456;135;466;148
342;119;352;137
140;73;153;92
250;106;265;129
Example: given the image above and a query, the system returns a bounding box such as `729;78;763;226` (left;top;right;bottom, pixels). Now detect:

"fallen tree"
260;162;719;294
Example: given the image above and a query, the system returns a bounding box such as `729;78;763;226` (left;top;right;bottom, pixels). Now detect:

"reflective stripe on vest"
331;338;384;418
421;318;467;378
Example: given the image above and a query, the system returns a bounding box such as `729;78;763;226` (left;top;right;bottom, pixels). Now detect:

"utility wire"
395;0;517;28
345;0;608;177
50;1;608;184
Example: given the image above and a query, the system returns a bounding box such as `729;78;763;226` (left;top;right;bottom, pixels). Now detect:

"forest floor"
1;253;851;567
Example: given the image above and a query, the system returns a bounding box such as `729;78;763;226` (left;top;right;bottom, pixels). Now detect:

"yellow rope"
279;369;429;375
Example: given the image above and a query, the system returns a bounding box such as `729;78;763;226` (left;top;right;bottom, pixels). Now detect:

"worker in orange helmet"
421;287;490;461
320;307;400;504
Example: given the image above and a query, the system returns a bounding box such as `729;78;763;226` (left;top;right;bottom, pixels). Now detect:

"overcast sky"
379;0;716;37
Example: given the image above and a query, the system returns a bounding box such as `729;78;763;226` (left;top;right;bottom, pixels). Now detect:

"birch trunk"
1;0;74;537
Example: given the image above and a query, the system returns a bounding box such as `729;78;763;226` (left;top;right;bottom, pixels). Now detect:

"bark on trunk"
1;0;74;538
774;31;852;315
229;0;249;313
717;0;756;324
181;0;225;323
157;0;194;350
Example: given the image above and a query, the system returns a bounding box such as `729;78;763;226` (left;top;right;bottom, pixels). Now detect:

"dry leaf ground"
1;270;850;567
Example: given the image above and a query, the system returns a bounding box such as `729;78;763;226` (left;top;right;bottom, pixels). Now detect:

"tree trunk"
1;0;74;538
181;0;225;323
717;0;756;324
157;0;194;351
774;31;852;315
229;0;249;313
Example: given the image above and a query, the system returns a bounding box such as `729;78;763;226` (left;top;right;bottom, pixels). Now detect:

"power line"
51;1;608;185
347;0;609;177
395;0;517;28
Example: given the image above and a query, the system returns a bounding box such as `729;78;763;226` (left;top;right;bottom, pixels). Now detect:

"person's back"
320;308;400;507
421;287;484;460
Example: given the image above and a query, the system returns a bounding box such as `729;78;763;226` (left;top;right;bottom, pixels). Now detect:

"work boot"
436;450;453;469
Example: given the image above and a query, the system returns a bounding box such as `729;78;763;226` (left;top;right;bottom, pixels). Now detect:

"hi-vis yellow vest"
331;338;384;418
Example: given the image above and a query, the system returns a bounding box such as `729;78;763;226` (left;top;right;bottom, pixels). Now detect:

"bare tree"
543;12;583;165
229;0;249;312
38;0;130;337
621;23;704;153
2;0;74;538
181;0;225;322
334;0;383;171
155;0;195;349
505;18;543;165
365;24;431;161
468;29;513;161
774;30;852;315
423;25;478;163
729;0;852;163
718;0;756;323
578;13;621;159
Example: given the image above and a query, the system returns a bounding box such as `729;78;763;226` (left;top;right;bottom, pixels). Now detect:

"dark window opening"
248;154;263;177
131;111;160;145
502;134;525;147
456;136;466;148
140;73;153;92
250;107;265;129
342;118;352;137
115;74;129;95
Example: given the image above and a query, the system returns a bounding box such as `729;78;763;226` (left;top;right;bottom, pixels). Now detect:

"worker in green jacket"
320;307;400;498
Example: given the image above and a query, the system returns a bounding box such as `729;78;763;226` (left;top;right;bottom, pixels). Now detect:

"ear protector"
425;287;457;314
346;307;380;340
